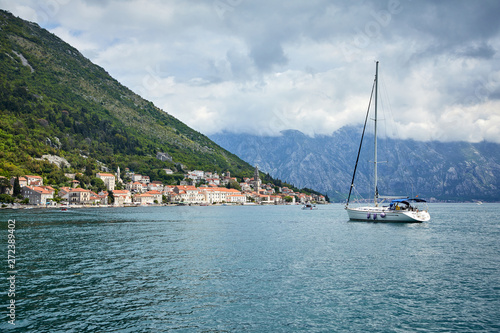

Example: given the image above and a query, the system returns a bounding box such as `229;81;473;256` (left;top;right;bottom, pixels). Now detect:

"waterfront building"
133;193;155;205
112;190;132;206
68;188;91;205
21;186;54;205
96;172;116;191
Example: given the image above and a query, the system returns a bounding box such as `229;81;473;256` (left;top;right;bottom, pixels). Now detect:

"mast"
374;61;379;206
346;78;376;207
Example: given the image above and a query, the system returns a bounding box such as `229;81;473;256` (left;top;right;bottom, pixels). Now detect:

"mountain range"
210;128;500;202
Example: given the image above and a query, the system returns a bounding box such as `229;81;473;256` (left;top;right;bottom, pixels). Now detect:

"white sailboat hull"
345;206;430;223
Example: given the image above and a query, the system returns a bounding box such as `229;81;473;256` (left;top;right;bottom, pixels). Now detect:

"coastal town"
0;166;326;208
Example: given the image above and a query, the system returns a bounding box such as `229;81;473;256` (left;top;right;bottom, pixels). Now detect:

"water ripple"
0;204;499;332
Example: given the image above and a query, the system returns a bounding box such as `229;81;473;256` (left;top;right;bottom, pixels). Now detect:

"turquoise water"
1;204;499;332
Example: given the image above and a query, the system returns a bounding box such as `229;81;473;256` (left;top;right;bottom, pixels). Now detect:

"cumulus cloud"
1;0;500;142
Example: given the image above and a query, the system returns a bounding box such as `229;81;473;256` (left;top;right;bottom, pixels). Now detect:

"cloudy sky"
2;0;500;143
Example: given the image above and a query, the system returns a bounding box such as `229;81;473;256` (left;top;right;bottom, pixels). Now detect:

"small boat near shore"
302;203;318;210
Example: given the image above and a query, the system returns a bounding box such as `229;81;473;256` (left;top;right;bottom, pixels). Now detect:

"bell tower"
253;165;261;192
116;166;122;183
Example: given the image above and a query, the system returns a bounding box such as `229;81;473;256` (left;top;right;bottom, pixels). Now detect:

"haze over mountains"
210;129;500;202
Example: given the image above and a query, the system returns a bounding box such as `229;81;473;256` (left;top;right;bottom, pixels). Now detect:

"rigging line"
346;78;376;206
378;76;392;137
377;75;392;195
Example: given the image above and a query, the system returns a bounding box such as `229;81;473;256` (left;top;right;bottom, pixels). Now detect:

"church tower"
116;166;122;184
253;165;261;192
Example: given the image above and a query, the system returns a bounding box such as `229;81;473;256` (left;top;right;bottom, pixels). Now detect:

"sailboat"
345;61;430;223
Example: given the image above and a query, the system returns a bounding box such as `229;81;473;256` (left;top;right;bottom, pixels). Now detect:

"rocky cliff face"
210;128;500;202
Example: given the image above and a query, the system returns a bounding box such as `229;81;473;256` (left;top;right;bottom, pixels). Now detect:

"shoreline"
0;201;495;211
0;202;326;210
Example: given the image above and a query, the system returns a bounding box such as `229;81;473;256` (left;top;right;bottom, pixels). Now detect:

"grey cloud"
249;40;288;71
225;49;254;81
459;43;496;59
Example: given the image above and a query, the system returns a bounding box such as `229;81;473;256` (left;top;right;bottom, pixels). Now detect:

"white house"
25;175;43;186
227;193;247;204
240;182;252;192
68;188;91;204
96;172;116;191
206;178;220;186
133;193;155;205
148;181;164;192
139;176;150;185
131;174;143;182
130;181;144;193
201;187;243;204
112;190;132;206
146;190;163;203
173;185;205;203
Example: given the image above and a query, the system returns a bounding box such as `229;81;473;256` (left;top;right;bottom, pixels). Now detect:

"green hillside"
0;10;255;184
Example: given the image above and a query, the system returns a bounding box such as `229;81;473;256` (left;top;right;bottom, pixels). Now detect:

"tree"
75;173;90;189
108;190;115;205
84;160;96;177
13;176;21;196
227;179;241;191
0;194;14;204
90;177;106;192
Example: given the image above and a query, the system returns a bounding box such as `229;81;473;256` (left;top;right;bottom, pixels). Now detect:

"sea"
0;203;499;332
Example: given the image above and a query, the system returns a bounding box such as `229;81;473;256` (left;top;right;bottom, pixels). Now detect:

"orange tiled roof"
29;186;51;194
40;186;55;192
113;190;130;196
70;188;91;193
176;185;198;191
97;173;115;177
146;190;162;194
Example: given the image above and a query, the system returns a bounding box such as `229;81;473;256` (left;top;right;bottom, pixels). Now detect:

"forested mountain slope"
0;10;254;183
